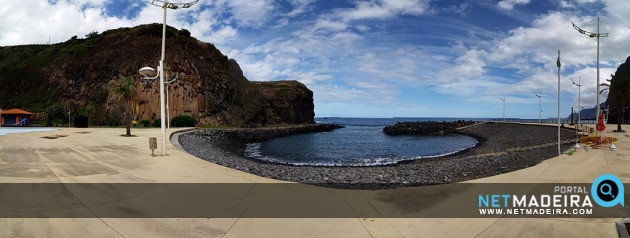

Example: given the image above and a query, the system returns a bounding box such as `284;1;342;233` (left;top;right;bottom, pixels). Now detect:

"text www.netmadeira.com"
479;208;593;215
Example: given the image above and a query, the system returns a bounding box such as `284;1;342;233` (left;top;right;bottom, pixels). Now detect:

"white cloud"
204;26;237;45
286;0;316;17
497;0;531;10
313;19;348;32
0;0;130;45
221;0;275;27
433;5;630;112
560;1;575;9
441;2;472;17
337;0;430;21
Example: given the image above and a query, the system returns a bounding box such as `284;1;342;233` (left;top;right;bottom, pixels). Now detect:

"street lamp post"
570;77;583;149
573;18;608;126
139;0;198;156
500;97;505;122
570;77;582;126
535;94;542;124
165;74;178;129
556;50;561;156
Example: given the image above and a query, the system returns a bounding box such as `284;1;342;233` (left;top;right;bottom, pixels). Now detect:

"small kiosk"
0;108;34;126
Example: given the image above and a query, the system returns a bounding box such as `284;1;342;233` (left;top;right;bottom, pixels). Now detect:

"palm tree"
599;77;611;95
109;76;136;136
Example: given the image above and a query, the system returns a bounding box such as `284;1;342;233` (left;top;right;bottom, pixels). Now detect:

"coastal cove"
178;121;577;189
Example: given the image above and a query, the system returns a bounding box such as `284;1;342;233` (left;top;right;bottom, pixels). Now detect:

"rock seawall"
196;124;343;143
383;120;476;135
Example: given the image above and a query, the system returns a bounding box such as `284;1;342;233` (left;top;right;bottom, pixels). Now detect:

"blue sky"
2;0;630;118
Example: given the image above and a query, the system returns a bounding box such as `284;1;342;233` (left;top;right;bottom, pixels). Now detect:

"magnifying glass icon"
600;183;615;198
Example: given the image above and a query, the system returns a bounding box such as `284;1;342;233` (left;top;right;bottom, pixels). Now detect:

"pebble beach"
178;122;576;189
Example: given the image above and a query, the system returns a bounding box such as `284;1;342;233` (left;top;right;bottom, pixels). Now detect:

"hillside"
0;24;315;126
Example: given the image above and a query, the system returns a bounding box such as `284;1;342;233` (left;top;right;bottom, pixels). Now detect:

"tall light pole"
500;97;505;122
139;0;198;156
573;17;608;124
535;94;542;124
570;77;582;126
556;50;561;156
570;77;583;149
165;74;178;129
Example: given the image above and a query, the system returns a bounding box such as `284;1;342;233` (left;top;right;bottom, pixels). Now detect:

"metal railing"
488;118;597;124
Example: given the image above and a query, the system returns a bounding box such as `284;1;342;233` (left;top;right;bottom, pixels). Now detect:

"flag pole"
557;50;561;156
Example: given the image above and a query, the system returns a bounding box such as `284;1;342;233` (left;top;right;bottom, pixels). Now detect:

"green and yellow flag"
556;54;561;68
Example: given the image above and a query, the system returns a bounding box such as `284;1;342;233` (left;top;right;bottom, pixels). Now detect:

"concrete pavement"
0;125;629;237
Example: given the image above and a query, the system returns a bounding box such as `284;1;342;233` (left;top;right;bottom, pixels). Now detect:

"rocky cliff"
0;24;315;126
604;56;630;124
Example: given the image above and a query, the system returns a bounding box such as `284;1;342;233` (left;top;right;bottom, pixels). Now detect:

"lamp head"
139;66;156;77
151;0;198;9
180;0;199;8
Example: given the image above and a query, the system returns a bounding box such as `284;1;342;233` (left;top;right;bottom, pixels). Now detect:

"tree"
599;77;611;95
108;76;136;136
85;31;98;39
46;104;67;127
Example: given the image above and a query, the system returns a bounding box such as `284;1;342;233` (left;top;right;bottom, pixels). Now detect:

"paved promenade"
0;125;628;237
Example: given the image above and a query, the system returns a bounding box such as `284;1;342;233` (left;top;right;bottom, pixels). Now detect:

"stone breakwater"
178;122;576;189
201;123;344;143
383;120;477;135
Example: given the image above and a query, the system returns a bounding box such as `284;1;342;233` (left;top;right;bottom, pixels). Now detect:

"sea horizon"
315;117;589;124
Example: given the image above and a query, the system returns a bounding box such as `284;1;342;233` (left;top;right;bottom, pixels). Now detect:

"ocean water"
245;118;483;166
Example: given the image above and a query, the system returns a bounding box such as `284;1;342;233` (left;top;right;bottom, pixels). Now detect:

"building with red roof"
1;108;34;126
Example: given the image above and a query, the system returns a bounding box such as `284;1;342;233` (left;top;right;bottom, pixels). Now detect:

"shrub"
140;119;151;127
170;115;197;127
179;29;191;37
85;31;98;39
151;119;161;127
105;118;120;127
46;104;67;126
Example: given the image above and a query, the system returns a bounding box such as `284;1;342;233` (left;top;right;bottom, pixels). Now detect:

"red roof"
1;108;34;115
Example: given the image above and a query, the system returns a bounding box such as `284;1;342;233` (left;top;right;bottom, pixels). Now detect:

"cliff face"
604;56;630;123
253;81;315;125
0;24;315;126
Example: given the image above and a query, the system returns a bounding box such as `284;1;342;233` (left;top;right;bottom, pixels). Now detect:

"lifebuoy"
596;114;606;131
